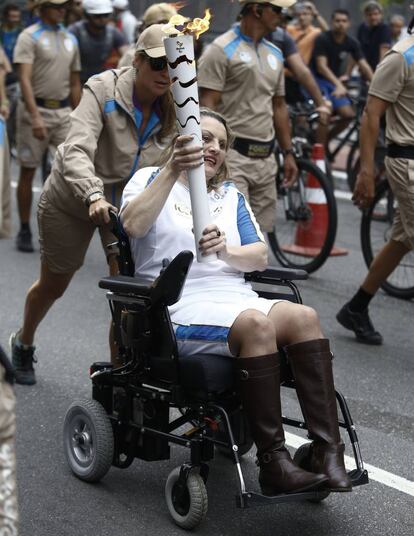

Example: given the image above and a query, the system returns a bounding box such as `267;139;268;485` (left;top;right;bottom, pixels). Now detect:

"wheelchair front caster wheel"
293;443;330;503
63;399;114;483
165;467;208;530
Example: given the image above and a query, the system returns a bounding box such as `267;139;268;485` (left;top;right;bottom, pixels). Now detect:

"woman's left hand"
199;224;228;259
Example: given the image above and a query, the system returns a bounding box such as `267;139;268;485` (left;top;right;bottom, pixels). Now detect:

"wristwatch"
85;192;104;207
282;148;295;157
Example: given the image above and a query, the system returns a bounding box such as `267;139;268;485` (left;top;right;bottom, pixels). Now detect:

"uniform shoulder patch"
262;39;284;63
402;43;414;66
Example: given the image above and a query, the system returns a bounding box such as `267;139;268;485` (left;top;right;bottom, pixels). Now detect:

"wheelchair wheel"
165;466;208;530
293;443;330;503
63;399;114;483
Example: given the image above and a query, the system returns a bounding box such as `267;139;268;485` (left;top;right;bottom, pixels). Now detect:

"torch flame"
186;9;212;40
162;8;212;39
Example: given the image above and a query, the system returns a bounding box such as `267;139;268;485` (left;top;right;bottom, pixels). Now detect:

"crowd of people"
1;0;414;531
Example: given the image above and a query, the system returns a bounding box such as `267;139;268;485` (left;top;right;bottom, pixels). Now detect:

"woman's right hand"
165;135;204;177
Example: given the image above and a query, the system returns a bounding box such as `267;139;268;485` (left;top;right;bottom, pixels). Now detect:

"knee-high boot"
285;339;352;491
235;352;328;496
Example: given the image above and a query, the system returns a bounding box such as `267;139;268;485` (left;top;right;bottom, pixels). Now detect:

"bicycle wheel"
361;180;414;299
267;158;337;273
348;146;387;193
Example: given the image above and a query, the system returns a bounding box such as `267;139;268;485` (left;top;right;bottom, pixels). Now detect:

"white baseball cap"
112;0;128;10
83;0;113;15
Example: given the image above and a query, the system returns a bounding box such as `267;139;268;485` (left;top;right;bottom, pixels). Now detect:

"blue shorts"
315;76;352;111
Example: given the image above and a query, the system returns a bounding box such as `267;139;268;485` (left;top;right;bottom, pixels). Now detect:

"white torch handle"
164;34;216;263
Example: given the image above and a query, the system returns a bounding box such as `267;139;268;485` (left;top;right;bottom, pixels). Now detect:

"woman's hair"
159;108;234;189
135;52;176;142
158;88;176;141
199;108;234;188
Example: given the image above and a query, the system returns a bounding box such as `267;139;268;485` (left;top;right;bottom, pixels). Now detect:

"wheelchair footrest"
348;468;369;487
236;489;329;509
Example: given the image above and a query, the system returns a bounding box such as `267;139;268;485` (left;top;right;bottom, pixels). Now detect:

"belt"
35;97;70;109
232;137;275;159
387;144;414;160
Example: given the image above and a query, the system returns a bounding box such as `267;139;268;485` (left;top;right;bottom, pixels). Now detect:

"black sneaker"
9;332;37;385
336;304;383;345
16;228;34;252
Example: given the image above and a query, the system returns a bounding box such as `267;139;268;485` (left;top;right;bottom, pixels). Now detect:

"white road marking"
335;190;353;201
333;170;348;181
284;431;414;497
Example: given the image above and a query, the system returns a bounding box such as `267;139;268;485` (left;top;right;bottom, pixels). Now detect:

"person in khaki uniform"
13;0;81;252
198;0;297;233
0;45;11;239
337;25;414;345
10;24;176;385
0;346;18;535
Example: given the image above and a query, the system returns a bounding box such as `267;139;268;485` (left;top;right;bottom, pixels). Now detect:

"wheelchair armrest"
99;275;152;297
245;266;308;283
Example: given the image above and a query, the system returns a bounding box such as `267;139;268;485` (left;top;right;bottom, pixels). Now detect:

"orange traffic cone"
282;144;348;258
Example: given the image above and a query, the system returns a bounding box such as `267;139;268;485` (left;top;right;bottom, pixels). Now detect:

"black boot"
235;353;328;496
286;339;352;492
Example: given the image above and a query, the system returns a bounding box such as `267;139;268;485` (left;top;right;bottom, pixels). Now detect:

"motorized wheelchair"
63;212;368;530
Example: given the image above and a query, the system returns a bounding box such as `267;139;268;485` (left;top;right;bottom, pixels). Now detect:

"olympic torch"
163;11;215;263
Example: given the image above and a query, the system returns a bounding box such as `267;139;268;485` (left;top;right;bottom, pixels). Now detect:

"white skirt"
169;285;283;357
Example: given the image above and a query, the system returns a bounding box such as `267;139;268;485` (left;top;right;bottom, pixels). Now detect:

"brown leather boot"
286;339;352;492
236;353;328;496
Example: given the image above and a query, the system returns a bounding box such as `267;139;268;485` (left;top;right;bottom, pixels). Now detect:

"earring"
132;67;137;81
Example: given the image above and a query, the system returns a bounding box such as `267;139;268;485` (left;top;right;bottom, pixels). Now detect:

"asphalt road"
0;167;413;536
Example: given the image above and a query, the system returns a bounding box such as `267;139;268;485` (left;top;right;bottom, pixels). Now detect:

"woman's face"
201;116;228;181
134;54;171;98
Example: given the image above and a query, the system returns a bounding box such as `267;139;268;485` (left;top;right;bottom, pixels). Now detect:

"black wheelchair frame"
63;213;368;530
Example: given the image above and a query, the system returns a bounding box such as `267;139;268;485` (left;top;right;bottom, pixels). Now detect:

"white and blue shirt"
121;167;265;293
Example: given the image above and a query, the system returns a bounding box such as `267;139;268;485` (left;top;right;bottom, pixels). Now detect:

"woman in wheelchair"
120;109;352;497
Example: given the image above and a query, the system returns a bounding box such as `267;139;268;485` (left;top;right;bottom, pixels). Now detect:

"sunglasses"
44;3;69;9
266;4;283;14
144;54;168;71
90;13;112;18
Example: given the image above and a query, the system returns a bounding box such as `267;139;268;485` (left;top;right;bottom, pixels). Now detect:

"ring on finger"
216;229;221;237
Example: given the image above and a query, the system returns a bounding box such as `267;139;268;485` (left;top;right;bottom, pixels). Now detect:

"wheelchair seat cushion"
179;353;235;396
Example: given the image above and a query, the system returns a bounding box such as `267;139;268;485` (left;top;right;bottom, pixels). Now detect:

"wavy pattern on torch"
176;115;201;129
168;55;194;69
171;76;198;88
175;96;199;108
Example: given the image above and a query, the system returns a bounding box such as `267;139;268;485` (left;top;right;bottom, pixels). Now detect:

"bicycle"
327;84;365;172
360;178;414;299
267;106;338;274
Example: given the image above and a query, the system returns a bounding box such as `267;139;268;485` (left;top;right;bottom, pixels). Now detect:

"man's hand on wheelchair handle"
353;169;375;209
89;198;118;225
282;153;298;188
